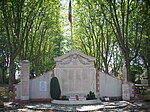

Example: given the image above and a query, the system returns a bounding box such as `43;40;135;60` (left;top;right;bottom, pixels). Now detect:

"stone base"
15;98;51;103
15;100;30;104
122;83;130;101
30;98;51;102
51;99;101;105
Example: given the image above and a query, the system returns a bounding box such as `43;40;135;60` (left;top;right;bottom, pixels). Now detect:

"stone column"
20;60;30;103
96;69;100;96
122;62;130;100
90;68;96;94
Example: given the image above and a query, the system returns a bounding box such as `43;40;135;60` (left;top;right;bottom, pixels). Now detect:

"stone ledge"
51;99;101;105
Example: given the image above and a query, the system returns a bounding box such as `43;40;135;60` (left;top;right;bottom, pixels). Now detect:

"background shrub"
61;95;68;100
86;91;96;100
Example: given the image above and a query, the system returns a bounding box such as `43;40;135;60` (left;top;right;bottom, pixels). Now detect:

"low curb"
51;99;101;105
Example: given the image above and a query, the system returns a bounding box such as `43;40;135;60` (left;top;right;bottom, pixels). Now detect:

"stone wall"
99;72;122;98
99;72;135;100
29;71;52;100
15;70;52;103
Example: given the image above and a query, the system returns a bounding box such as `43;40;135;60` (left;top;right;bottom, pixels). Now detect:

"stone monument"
54;50;96;96
20;60;30;103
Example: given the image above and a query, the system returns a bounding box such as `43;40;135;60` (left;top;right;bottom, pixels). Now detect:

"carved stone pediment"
54;50;95;68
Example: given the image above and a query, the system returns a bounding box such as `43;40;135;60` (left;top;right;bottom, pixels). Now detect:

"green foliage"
72;0;150;83
50;77;61;100
0;0;149;85
0;85;14;102
73;0;118;73
130;65;143;83
0;9;8;84
60;95;68;100
0;0;64;85
86;91;96;100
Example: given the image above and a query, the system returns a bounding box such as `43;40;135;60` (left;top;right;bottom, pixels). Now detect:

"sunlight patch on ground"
77;105;104;111
17;108;42;112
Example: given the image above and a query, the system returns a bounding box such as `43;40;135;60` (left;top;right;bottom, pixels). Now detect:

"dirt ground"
1;100;150;112
113;101;150;112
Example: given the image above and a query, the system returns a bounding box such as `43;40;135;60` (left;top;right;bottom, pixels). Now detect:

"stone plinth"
20;60;30;102
51;99;101;105
122;83;130;100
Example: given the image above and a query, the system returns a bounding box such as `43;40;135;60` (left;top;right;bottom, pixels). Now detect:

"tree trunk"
0;62;7;84
122;47;131;82
148;66;150;86
9;58;15;92
125;56;131;82
2;68;5;84
146;38;150;86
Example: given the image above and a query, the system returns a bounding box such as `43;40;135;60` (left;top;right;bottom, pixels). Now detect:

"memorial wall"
14;50;135;103
54;50;96;96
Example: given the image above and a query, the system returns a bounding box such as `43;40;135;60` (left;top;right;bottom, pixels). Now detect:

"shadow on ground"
1;100;150;112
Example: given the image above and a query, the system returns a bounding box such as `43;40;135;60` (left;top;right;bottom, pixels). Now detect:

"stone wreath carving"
60;54;90;65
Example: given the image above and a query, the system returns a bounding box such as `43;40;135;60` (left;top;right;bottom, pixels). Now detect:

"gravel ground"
2;100;150;112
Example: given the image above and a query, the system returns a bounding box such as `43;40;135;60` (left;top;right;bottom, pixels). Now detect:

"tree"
100;0;149;82
73;0;118;74
0;8;8;83
137;1;150;85
71;0;149;82
18;0;63;76
0;0;62;90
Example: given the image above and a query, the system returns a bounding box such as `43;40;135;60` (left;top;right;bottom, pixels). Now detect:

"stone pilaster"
96;69;100;95
122;83;130;100
122;62;130;100
20;60;30;103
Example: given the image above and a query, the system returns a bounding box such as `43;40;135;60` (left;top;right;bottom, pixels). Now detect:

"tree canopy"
0;0;149;88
